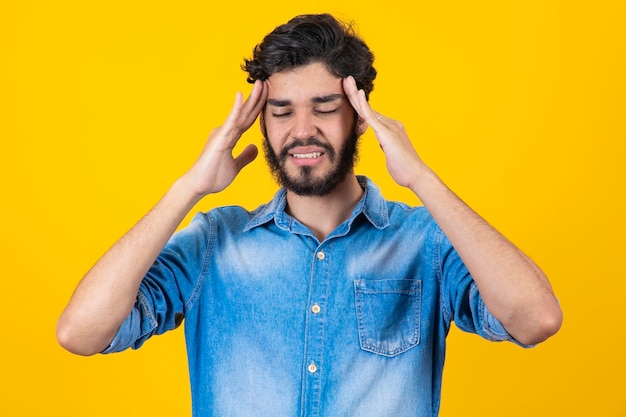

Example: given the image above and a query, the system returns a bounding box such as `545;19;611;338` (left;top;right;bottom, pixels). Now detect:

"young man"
57;14;562;417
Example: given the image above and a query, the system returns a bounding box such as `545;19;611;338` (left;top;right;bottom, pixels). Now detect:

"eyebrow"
266;98;291;107
312;93;343;104
266;94;343;107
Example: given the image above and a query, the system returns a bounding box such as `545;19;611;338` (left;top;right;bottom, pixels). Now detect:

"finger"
239;80;267;129
239;80;262;116
222;91;245;133
245;80;268;126
213;81;266;152
343;76;364;115
223;80;264;131
233;144;259;172
343;77;387;129
224;82;264;146
355;88;380;125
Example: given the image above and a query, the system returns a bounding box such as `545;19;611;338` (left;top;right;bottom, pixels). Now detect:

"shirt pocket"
353;279;421;357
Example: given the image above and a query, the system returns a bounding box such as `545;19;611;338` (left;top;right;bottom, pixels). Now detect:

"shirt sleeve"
101;212;214;353
437;227;534;348
101;306;142;354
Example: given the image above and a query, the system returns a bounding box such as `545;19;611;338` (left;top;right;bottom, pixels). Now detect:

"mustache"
279;138;335;160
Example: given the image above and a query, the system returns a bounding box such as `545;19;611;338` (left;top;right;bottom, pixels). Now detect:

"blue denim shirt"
104;176;521;417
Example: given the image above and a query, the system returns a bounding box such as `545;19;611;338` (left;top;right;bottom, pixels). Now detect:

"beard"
262;123;360;197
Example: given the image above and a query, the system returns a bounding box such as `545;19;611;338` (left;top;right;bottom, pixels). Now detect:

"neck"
285;174;363;242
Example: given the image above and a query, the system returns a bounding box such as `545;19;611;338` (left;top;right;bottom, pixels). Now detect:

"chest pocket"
354;279;421;357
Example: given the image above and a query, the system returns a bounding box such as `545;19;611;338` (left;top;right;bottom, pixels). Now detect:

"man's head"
243;14;376;196
243;13;376;99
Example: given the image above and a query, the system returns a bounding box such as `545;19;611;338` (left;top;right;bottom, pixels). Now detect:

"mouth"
288;150;325;167
279;138;334;167
291;151;323;159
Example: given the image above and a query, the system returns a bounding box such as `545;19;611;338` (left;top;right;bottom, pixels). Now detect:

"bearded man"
57;14;562;417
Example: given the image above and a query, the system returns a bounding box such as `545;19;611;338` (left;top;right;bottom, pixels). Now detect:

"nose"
292;111;318;140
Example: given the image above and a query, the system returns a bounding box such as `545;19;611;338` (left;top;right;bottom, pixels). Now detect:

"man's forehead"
265;62;344;103
266;94;344;107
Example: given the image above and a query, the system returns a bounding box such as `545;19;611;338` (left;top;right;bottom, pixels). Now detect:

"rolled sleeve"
101;213;211;354
476;290;535;348
101;307;142;354
439;228;534;348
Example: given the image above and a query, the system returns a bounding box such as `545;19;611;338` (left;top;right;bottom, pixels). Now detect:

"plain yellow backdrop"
2;1;625;416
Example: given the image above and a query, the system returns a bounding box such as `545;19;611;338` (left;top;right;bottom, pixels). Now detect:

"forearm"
56;82;267;356
342;77;561;344
410;165;562;345
56;177;202;355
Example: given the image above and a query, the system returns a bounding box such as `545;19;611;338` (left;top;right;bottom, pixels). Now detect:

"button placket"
302;244;330;415
310;250;324;317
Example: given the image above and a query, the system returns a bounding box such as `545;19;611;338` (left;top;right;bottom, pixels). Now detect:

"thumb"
233;144;259;172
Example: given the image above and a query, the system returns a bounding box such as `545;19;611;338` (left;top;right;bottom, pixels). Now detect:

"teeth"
292;152;322;159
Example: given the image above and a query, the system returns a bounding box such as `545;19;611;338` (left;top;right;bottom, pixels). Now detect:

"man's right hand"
182;80;268;198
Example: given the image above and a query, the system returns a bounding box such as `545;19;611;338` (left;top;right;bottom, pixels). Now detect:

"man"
57;13;562;417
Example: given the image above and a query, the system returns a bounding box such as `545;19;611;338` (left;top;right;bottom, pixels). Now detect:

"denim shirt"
104;176;521;417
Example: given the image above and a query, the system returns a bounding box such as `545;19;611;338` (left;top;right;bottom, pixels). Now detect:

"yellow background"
2;1;625;415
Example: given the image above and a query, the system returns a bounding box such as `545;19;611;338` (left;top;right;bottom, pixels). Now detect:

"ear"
356;115;368;136
259;113;267;138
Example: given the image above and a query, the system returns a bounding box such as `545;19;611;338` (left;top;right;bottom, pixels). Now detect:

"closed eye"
272;112;292;118
315;109;338;115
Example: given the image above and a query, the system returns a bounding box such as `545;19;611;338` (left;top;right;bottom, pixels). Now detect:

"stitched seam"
137;291;157;337
184;213;216;313
435;227;452;323
354;280;421;357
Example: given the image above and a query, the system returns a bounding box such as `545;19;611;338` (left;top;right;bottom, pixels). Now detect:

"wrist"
170;174;206;211
407;162;437;196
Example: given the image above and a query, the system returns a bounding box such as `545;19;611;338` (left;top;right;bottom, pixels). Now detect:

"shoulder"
386;200;439;230
191;205;260;232
358;176;442;236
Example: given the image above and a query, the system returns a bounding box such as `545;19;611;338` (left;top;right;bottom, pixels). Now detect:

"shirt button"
308;361;318;374
311;303;321;314
316;251;325;260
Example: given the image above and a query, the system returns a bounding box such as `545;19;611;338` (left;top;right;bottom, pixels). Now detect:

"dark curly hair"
242;14;377;99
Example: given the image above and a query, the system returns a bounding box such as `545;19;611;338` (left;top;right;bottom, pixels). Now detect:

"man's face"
262;62;364;196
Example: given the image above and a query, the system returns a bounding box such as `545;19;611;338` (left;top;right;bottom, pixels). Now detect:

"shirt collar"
243;176;389;233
